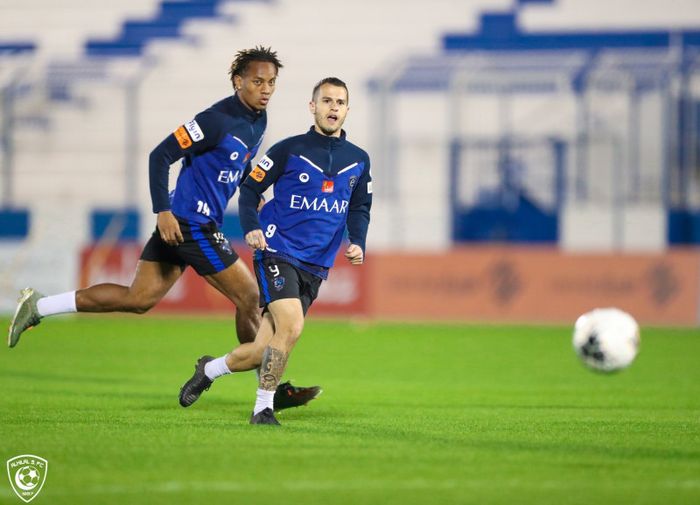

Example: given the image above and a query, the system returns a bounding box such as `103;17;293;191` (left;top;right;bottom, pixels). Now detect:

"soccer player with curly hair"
8;46;321;411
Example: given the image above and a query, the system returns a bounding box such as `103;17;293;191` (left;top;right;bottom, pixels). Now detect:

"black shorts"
254;257;322;315
140;217;239;276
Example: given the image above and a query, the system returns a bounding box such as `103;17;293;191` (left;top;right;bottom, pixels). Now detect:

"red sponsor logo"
322;180;334;193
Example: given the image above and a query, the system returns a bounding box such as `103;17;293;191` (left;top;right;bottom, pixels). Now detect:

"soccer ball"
17;466;40;489
572;308;640;372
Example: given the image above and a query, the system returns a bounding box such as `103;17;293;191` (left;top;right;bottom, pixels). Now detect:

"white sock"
253;388;275;415
204;356;232;380
36;291;77;317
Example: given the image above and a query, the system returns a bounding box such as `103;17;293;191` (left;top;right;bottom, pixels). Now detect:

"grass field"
0;315;699;505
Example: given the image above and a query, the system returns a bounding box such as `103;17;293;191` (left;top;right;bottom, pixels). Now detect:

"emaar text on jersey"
289;194;349;214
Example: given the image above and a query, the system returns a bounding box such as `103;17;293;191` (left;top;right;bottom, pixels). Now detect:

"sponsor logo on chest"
289;194;349;214
218;170;241;184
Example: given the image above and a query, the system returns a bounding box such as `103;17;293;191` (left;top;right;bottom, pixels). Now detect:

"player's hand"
345;244;364;265
245;229;267;250
157;211;184;246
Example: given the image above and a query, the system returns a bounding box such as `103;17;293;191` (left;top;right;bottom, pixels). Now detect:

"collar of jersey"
231;93;264;121
306;126;346;147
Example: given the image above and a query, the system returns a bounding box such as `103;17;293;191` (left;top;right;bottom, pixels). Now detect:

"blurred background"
1;0;700;325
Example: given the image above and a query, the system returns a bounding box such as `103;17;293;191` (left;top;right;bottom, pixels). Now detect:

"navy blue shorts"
140;217;239;276
253;257;322;315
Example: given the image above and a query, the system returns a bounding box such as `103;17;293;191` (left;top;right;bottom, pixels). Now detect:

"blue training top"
239;127;372;279
148;93;267;228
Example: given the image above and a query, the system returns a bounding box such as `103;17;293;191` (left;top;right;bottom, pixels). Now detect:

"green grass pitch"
0;315;698;505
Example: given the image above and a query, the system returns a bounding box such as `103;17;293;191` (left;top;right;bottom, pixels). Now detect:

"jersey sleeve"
148;110;227;213
238;141;289;235
346;156;373;253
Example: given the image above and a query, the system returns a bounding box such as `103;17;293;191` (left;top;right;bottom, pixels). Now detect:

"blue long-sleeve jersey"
239;127;372;278
148;93;267;227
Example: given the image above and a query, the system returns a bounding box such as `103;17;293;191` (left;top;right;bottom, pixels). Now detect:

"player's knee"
126;292;159;314
278;320;304;347
129;302;153;314
239;291;260;317
251;341;267;364
236;295;261;338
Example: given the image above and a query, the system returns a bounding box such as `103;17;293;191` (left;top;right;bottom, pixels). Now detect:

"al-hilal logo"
6;455;48;503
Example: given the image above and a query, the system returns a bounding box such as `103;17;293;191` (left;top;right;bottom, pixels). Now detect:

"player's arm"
241;162;266;212
345;158;373;265
238;146;287;250
148;112;224;245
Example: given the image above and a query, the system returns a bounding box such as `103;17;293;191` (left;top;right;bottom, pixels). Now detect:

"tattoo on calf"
259;346;288;391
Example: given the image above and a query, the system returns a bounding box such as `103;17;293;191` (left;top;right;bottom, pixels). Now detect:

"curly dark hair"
228;46;283;87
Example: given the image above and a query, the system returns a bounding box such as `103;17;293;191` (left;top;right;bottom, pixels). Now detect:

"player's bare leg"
250;298;305;425
179;302;321;410
76;260;183;313
204;258;260;344
225;311;275;371
259;298;305;386
179;261;321;410
178;312;273;408
224;310;321;410
8;260;182;348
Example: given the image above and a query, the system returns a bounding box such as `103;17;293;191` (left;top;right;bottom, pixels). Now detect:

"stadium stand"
2;0;700;312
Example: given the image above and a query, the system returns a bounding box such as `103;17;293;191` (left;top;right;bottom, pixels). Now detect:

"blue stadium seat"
0;209;30;239
91;209;141;241
0;42;36;55
85;0;224;57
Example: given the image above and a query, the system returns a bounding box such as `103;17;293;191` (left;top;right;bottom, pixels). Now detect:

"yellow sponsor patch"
250;166;266;182
174;126;192;149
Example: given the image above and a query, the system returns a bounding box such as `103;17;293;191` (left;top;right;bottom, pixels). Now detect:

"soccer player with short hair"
179;77;372;425
8;46;320;410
